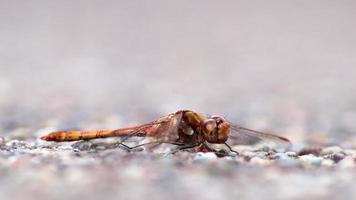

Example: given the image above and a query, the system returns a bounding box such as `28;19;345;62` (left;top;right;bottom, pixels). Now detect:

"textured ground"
1;137;356;200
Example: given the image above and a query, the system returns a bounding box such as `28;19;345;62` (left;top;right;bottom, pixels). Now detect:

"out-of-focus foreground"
1;1;356;200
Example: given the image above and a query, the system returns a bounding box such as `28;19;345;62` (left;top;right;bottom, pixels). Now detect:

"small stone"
299;154;322;167
6;140;32;149
193;152;218;163
277;157;299;167
269;152;289;160
241;151;256;158
286;151;297;157
273;152;299;167
321;159;335;167
249;157;273;166
57;145;75;151
254;151;269;158
71;141;95;151
321;146;343;156
329;153;345;163
298;147;322;156
95;146;107;151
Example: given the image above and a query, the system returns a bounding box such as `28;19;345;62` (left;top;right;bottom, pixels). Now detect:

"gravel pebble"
286;151;297;157
241;151;256;158
71;141;96;151
255;151;269;158
299;154;323;167
298;147;322;156
193;152;218;163
275;154;299;167
329;153;345;163
1;137;356;200
321;146;344;156
321;159;335;167
269;152;289;160
249;157;273;166
5;139;35;150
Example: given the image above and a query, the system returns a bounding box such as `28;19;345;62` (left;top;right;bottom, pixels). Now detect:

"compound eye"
217;122;230;140
210;115;225;124
203;119;217;134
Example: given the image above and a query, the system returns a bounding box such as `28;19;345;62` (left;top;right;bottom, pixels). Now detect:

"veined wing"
146;111;183;140
41;112;183;142
228;123;291;147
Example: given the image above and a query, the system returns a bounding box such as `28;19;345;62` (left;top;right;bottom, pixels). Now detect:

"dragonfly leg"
167;142;202;155
194;143;238;157
224;142;239;156
178;143;202;151
117;141;187;151
118;142;145;151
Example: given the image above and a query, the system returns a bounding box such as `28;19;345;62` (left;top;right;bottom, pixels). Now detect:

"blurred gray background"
1;0;356;144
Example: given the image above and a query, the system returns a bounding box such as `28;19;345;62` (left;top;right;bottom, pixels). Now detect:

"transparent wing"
119;111;184;145
148;111;184;141
228;123;291;147
81;112;185;152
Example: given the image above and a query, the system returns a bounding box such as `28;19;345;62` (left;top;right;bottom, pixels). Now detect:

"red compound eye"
217;121;230;141
210;115;225;124
202;119;217;135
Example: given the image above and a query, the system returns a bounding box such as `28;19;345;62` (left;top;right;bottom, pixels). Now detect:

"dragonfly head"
202;115;230;144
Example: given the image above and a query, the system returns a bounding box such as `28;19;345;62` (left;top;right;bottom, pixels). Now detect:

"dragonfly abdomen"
40;130;115;141
41;126;151;142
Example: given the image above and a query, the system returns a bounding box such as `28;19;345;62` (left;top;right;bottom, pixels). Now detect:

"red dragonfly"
41;110;291;155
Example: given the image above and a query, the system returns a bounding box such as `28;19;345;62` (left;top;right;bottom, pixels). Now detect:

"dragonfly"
40;110;291;155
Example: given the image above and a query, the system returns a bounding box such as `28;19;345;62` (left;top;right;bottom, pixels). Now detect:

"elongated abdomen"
40;127;149;142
